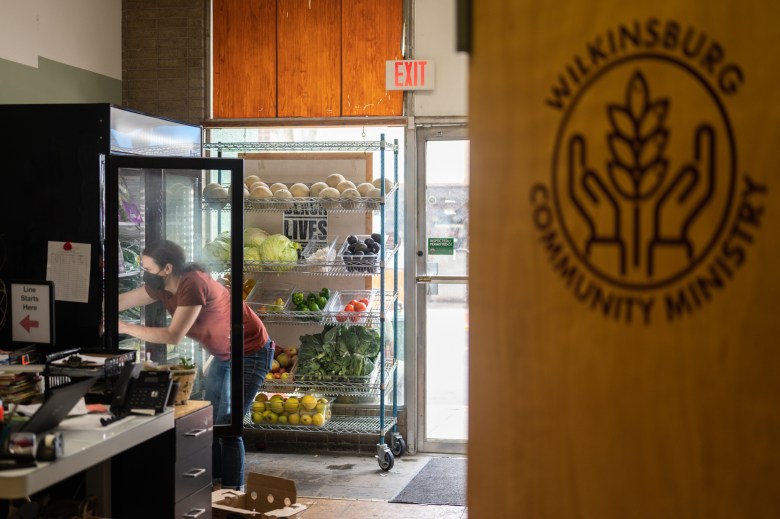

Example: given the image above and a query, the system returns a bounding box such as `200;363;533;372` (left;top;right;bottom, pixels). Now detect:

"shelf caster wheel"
377;444;395;471
388;433;406;457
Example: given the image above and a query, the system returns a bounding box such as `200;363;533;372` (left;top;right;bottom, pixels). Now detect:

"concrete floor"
244;451;468;518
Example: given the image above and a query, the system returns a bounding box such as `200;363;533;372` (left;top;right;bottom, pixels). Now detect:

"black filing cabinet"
111;403;213;518
174;404;213;516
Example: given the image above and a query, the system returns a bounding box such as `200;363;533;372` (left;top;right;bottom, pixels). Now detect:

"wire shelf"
202;243;398;277
243;414;397;435
261;359;396;395
201;184;397;213
255;293;396;325
203;140;398;152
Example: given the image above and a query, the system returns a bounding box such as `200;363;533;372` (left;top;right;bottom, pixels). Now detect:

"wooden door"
468;2;780;518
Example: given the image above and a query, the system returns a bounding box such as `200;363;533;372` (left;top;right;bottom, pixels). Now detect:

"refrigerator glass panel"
112;158;241;432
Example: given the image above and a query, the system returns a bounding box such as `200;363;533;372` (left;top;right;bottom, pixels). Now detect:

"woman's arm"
119;304;202;345
118;286;156;311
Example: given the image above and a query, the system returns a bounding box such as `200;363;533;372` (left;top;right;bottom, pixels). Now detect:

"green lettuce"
257;234;300;270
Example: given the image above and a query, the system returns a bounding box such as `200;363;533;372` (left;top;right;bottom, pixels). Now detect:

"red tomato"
353;301;367;312
359;298;369;306
335;313;347;323
344;304;355;312
348;300;359;307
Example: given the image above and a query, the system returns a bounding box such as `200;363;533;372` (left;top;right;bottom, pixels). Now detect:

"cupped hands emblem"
553;58;736;290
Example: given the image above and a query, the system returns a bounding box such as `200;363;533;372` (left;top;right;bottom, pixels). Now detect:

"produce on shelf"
203;182;228;200
372;177;394;193
243;175;262;188
334;296;370;323
341;233;384;272
244;227;269;248
291;288;330;312
256;234;301;270
250;392;331;426
249;185;273;199
202;231;232;261
304;243;337;272
242;278;256;300
309;182;328;197
326;173;345;188
264;346;299;380
296;325;381;380
290;183;310;197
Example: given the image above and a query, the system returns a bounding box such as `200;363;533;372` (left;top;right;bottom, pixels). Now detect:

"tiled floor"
244;451;468;518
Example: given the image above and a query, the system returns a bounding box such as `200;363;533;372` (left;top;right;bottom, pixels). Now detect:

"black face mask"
143;271;166;291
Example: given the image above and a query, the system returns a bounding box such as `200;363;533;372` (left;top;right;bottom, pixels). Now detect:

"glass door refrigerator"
0;103;245;435
106;154;245;435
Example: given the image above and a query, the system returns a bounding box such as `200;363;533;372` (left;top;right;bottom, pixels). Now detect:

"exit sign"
386;60;435;90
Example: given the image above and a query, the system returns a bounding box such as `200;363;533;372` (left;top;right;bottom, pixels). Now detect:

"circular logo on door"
530;20;768;324
551;54;736;290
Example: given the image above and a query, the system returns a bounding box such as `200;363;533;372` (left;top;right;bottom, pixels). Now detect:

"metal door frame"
413;122;469;454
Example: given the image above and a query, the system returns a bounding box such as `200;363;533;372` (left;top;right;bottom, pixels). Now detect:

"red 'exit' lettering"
394;61;427;87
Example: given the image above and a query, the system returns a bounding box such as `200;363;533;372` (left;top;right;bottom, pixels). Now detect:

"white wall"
413;0;468;117
0;0;121;79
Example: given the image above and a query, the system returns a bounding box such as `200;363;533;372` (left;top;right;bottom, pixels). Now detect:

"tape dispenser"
36;431;64;462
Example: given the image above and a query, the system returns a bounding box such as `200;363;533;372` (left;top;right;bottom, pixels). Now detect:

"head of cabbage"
202;239;230;261
244;246;262;261
258;234;301;271
244;227;269;248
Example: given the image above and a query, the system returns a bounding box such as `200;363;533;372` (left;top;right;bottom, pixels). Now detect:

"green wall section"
0;56;120;104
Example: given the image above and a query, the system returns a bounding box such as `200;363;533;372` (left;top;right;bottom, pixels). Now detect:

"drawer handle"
182;508;206;518
183;468;206;478
184;428;208;437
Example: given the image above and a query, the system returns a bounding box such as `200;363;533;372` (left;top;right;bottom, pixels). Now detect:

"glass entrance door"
416;126;469;454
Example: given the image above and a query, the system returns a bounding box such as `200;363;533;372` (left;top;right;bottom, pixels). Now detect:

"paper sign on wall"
46;241;91;303
11;282;54;344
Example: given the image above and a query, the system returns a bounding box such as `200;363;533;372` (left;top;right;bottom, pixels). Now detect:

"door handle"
415;275;468;284
183;468;207;478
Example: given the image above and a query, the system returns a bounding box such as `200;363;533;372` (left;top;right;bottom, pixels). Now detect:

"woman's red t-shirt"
145;270;268;360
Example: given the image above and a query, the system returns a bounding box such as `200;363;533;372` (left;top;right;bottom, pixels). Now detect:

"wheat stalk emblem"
568;70;715;278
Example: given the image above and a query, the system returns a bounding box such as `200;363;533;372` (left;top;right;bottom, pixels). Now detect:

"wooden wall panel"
213;0;276;118
342;0;404;116
277;0;341;118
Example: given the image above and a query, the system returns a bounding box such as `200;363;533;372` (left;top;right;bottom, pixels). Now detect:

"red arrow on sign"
20;315;39;333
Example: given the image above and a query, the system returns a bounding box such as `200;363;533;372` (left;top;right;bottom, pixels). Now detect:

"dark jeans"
205;340;273;488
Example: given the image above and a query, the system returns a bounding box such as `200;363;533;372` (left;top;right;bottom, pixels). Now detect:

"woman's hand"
118;320;129;334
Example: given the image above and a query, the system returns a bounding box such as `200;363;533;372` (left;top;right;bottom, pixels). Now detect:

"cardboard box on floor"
212;473;308;519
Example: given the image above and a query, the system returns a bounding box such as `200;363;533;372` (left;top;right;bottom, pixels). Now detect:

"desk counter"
0;409;174;499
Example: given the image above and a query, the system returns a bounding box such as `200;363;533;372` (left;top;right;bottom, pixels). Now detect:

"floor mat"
389;457;466;506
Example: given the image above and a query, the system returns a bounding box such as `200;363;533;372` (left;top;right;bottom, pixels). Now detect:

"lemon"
278;415;288;425
312;413;325;426
288;413;301;425
269;395;285;414
300;414;313;425
284;397;299;413
266;412;279;423
254;392;269;402
251;411;263;424
301;394;317;411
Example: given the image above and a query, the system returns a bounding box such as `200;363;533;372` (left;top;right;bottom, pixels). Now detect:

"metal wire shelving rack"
203;135;403;470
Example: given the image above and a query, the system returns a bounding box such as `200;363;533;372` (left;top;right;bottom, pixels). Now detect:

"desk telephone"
101;363;173;426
